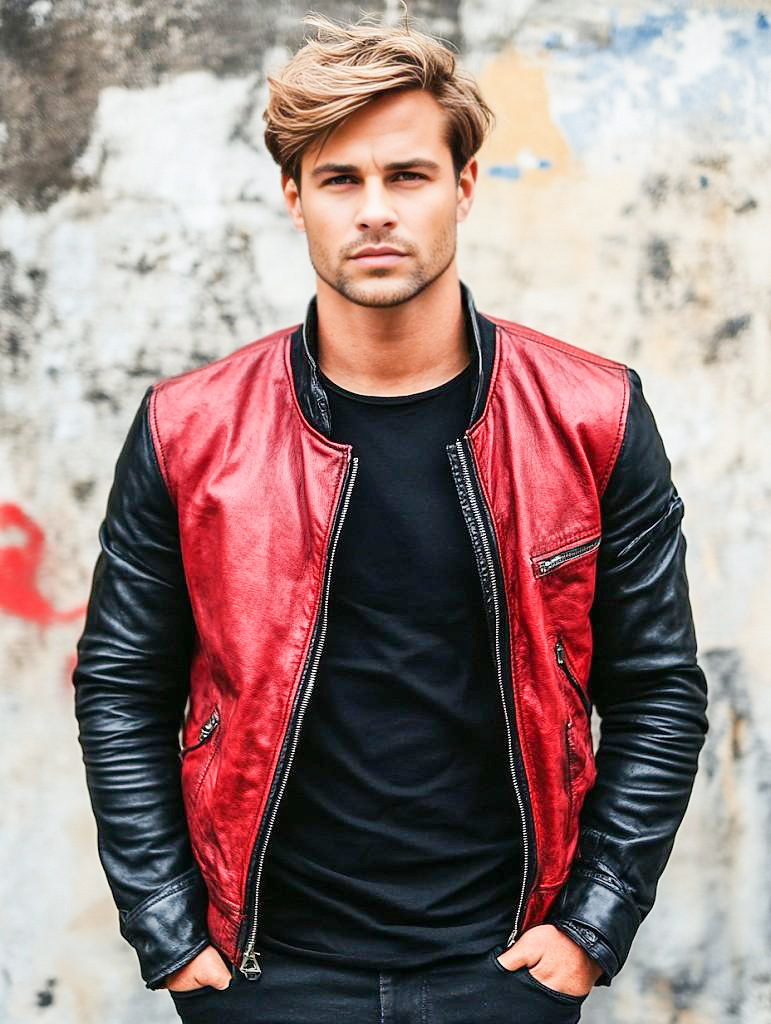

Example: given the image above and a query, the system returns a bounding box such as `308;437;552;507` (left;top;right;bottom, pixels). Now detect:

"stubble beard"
308;221;458;309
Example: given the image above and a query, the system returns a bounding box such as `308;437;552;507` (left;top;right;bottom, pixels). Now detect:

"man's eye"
322;172;426;186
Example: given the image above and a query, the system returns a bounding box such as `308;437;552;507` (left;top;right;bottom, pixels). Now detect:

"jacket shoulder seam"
597;365;631;499
147;383;175;503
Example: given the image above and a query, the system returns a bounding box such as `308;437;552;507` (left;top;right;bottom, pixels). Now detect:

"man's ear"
282;173;305;231
456;157;478;224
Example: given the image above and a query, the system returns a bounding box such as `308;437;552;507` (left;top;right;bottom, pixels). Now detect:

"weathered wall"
1;1;769;1021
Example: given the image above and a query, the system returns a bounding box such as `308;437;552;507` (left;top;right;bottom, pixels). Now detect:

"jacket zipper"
555;637;592;720
178;708;220;757
237;454;359;980
447;436;534;947
534;537;600;577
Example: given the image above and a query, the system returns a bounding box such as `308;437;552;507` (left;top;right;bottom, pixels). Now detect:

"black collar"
289;280;496;438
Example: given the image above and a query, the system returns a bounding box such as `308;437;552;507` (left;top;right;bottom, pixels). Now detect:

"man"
73;13;709;1024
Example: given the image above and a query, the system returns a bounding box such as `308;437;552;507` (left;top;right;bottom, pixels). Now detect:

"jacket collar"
289;280;496;439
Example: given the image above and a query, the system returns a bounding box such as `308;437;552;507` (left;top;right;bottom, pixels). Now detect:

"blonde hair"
263;10;495;185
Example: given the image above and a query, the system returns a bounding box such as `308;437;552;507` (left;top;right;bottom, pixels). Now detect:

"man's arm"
72;385;211;989
546;366;709;986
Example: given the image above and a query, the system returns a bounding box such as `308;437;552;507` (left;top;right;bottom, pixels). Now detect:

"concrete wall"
1;2;769;1021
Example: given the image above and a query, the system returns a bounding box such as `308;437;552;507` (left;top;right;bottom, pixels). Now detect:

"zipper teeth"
242;456;359;961
536;537;600;576
453;439;529;947
555;638;592;719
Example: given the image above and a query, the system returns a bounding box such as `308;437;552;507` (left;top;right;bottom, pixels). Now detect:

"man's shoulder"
153;322;299;400
481;312;628;374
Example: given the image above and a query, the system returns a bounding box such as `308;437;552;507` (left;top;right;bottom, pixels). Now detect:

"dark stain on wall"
0;0;462;211
0;249;46;371
34;977;57;1008
703;314;751;364
83;386;120;414
642;172;669;208
646;237;673;283
734;197;758;214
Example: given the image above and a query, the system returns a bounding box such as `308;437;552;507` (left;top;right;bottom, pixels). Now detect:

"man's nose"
354;179;397;232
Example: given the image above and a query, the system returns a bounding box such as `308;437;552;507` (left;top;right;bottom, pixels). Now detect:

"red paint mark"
0;503;86;626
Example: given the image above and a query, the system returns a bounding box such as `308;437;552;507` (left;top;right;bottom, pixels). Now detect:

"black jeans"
168;943;588;1023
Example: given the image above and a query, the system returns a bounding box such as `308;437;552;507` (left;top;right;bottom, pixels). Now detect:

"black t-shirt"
258;359;522;967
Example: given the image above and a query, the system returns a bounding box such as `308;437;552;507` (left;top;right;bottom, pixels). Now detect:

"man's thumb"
497;938;536;972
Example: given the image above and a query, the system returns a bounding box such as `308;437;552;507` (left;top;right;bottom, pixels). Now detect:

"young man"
73;14;709;1024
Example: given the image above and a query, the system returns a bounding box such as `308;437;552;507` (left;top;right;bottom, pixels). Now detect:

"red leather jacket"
73;282;708;990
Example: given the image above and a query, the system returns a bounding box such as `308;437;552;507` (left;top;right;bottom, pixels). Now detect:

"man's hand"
495;924;603;997
162;945;233;993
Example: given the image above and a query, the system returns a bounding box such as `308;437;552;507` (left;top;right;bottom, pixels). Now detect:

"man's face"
282;88;477;308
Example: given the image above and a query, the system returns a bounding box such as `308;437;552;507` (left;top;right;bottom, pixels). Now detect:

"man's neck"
314;270;470;397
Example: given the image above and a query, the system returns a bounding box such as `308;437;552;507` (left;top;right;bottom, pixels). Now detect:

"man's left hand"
495;924;604;998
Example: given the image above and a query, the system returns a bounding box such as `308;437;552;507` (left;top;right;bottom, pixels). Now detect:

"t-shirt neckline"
318;361;472;406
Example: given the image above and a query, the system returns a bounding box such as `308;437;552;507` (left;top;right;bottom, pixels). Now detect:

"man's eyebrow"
310;159;441;178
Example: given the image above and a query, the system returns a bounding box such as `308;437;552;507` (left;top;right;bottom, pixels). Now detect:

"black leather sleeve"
546;367;709;985
72;386;211;989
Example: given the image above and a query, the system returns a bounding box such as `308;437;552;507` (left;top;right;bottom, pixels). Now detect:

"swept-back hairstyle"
263;9;495;186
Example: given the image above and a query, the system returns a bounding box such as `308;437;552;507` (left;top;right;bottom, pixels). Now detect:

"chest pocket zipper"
532;535;601;579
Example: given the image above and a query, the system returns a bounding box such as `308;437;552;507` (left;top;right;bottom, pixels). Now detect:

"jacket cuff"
118;866;211;989
549;919;619;987
546;868;640;987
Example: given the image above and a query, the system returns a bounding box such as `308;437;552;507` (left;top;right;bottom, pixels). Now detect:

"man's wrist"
549;918;619;987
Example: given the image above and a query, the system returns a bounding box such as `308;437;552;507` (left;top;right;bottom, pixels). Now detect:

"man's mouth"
350;246;407;267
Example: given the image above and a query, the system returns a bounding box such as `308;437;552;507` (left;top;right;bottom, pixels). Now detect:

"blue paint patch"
543;32;563;49
488;166;522;180
544;9;771;155
610;12;687;55
700;175;709;188
487;157;554;181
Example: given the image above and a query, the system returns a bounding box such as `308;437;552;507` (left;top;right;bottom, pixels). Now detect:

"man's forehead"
305;91;450;166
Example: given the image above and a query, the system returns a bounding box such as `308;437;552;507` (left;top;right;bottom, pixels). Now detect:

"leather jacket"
72;281;708;990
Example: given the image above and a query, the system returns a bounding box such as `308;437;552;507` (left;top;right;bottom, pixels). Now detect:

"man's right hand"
162;945;233;992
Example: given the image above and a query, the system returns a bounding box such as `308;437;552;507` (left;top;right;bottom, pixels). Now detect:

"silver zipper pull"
239;944;262;980
199;708;220;742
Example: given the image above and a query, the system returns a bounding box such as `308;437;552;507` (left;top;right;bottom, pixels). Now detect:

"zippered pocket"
531;534;601;579
180;706;221;758
554;637;592;721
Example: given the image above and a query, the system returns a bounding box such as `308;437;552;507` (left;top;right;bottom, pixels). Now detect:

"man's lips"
350;247;407;267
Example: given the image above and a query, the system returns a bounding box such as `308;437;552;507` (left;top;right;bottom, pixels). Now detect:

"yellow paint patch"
476;49;573;182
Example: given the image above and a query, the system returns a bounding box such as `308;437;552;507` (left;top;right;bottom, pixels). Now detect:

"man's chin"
331;272;432;309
